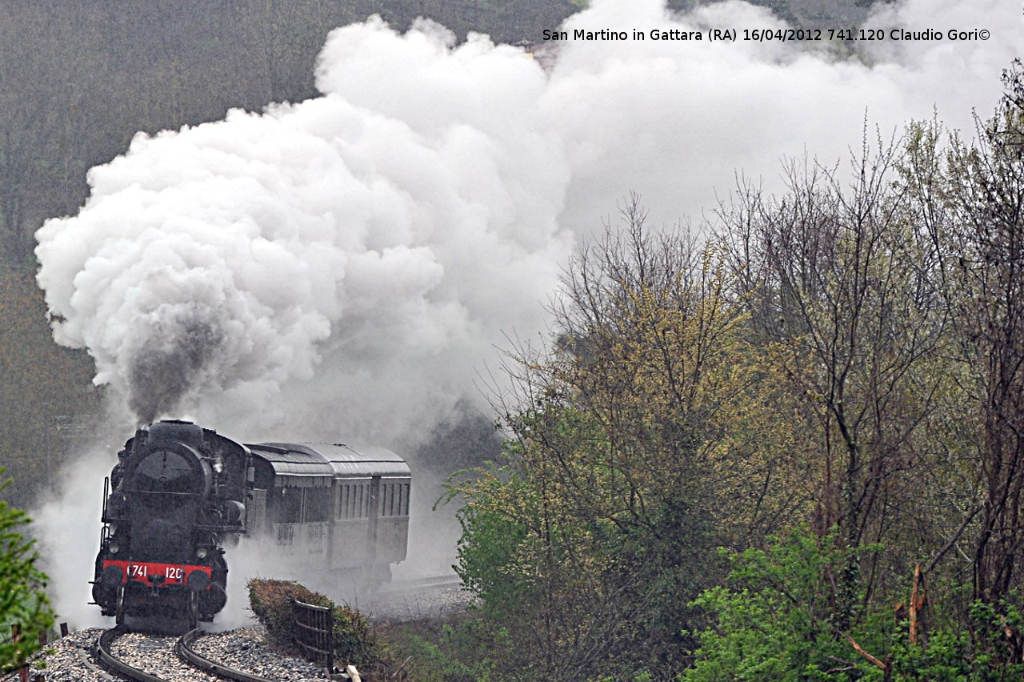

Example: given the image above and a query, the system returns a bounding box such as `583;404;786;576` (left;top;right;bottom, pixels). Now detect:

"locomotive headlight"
109;543;119;555
196;547;208;559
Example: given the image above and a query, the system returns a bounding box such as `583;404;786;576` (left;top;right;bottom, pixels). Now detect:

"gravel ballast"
0;626;329;682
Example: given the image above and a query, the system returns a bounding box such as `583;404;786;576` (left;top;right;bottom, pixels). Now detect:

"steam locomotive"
92;420;249;627
92;420;411;627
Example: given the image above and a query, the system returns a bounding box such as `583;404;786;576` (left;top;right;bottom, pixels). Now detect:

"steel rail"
175;629;276;682
379;574;463;596
93;625;168;682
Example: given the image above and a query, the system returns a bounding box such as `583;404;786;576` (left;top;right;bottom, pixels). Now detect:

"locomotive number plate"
128;563;149;578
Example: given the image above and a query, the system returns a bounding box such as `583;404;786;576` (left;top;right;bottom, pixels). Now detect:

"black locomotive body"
92;420;251;627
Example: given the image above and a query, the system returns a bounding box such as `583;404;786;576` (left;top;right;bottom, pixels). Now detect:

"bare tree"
716;141;954;629
943;62;1024;605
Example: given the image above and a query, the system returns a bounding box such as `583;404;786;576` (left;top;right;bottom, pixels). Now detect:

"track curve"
94;625;168;682
95;626;277;682
175;629;275;682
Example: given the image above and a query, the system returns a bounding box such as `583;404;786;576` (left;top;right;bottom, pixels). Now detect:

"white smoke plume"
36;18;573;439
32;0;1021;625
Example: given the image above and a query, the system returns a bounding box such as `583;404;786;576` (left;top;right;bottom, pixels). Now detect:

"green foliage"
687;528;1024;681
331;602;383;667
881;598;1024;681
450;459;537;624
0;472;54;673
246;578;388;670
450;413;715;678
247;578;303;649
685;527;880;681
385;616;501;682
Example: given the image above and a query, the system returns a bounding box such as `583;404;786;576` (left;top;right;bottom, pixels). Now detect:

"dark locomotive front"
92;420;251;627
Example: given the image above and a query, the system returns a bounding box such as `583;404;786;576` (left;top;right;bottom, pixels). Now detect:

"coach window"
379;482;405;517
338;483;371;519
304;485;330;523
346;484;359;519
338;484;350;520
276;485;302;523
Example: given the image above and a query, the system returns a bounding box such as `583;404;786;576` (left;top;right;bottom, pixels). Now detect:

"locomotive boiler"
92;420;250;627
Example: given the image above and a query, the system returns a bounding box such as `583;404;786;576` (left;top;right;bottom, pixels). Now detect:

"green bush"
385;615;501;682
247;578;298;650
684;528;1024;681
0;472;54;674
880;597;1024;681
684;527;882;681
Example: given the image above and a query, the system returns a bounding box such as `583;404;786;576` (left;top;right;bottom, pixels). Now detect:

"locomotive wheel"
187;591;199;630
114;586;126;625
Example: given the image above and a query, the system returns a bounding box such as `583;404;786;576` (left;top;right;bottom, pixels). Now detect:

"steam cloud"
31;0;1021;625
36;14;574;439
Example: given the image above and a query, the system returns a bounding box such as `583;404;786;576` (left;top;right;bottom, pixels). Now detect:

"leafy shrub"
879;597;1024;681
0;473;54;673
685;527;1024;681
684;527;881;681
247;578;298;649
385;614;501;682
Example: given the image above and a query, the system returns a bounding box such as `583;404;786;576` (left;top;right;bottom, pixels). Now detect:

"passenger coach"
246;441;411;586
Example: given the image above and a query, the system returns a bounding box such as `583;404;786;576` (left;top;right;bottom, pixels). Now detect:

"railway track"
13;575;467;680
94;625;276;682
378;573;463;596
368;573;469;623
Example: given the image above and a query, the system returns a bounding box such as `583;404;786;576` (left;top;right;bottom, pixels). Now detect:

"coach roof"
248;442;410;479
